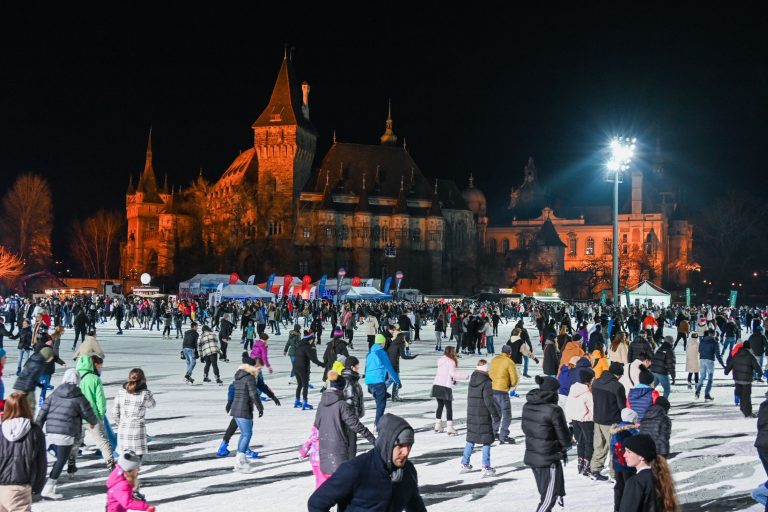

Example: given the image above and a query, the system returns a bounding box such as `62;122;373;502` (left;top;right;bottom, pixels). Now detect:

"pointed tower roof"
161;174;170;195
136;128;163;203
252;53;316;132
428;180;442;217
533;218;566;247
393;176;408;214
127;175;135;195
356;172;370;213
380;99;398;146
320;170;334;210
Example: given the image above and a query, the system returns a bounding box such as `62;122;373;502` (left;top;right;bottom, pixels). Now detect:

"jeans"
722;337;736;357
17;349;31;370
652;372;671;398
757;355;765;380
50;444;74;479
289;356;296;378
234;417;253;453
183;347;197;376
486;336;494;354
492;390;511;440
385;376;399;400
461;442;491;467
696;359;715;396
523;355;529;375
370;382;387;426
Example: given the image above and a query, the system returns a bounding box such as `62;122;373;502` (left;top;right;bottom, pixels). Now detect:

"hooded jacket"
229;364;264;419
73;334;105;360
639;404;671;456
591;372;626;425
342;368;365;418
724;347;761;385
314;388;375;474
76;354;107;420
521;388;571;467
650;342;676;378
627;336;654;363
465;370;500;445
609;422;639;473
323;338;350;379
36;378;98;437
250;339;272;369
626;385;659;422
0;417;47;493
106;465;150;512
364;344;400;386
386;335;416;374
564;382;593;422
294;337;325;374
12;351;48;393
559;341;585;369
542;340;560;376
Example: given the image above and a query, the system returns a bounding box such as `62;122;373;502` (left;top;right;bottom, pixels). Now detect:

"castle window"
489;238;497;254
298;261;309;275
411;228;421;241
303;227;311;239
381;226;388;241
568;236;577;256
603;238;612;255
325;227;333;239
585;237;594;255
502;238;510;253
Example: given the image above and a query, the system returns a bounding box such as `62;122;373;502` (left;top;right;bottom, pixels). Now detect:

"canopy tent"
341;286;392;301
627;281;671;308
220;284;275;302
179;274;244;297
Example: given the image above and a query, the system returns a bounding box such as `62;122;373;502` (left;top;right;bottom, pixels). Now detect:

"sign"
729;290;738;308
214;283;223;305
383;276;393;294
318;274;328;297
335;269;346;304
140;273;151;285
600;289;608;305
247;275;255;285
685;288;691;307
283;274;293;297
228;273;240;285
266;273;276;292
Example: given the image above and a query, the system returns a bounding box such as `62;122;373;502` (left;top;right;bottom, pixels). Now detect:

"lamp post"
606;137;636;305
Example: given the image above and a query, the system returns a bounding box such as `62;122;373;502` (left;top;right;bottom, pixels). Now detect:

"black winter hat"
242;351;256;365
346;356;360;368
654;396;671;413
578;368;595;384
536;375;560;393
623;433;657;462
608;361;625;376
638;365;654;385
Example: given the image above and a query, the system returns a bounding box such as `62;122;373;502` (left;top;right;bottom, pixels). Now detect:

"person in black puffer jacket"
230;355;264;471
590;362;626;480
461;360;501;475
293;333;326;409
0;392;47;510
13;347;55;415
626;333;654;364
754;390;768;477
322;329;349;383
650;336;676;399
725;340;761;417
639;396;671;458
542;336;560;377
748;327;768;382
36;368;98;499
521;375;572;512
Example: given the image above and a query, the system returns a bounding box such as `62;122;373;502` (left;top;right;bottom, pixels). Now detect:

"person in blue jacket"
365;334;400;427
307;413;425;512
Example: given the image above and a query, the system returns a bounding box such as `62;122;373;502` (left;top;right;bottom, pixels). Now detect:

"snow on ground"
13;318;765;511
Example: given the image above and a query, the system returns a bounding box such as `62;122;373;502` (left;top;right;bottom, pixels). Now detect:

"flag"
318;274;328;297
283;274;293;297
383;277;393;294
266;273;276;293
215;283;223;305
247;275;255;285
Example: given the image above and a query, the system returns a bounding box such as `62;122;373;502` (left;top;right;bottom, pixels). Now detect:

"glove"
273;397;281;406
258;409;264;418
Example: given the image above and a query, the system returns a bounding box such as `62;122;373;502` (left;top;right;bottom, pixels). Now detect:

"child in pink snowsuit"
250;333;273;373
299;425;330;488
106;451;155;512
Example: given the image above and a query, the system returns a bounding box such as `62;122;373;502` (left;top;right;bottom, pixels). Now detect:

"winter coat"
626;385;659;422
182;329;199;350
558;366;572;396
559;342;585;368
542;342;559;375
650;342;676;378
432;356;467;388
73;335;105;360
16;327;32;350
284;331;301;356
112;384;156;455
249;340;272;369
564;382;593;422
724;348;761;385
0;418;47;493
197;331;220;358
323;338;350;378
608;341;629;365
698;335;725;364
12;351;48;393
640;405;671;457
36;382;98;437
229;364;264;419
755;396;768;450
386;336;416;373
619;467;660;512
342;369;365;418
465;370;500;445
568;358;593;388
314;388;375;474
592;372;626;425
307;445;425;512
610;421;639;473
488;354;519;392
76;354;107;420
749;332;768;357
685;337;700;372
106;466;150;512
363;317;379;336
294;338;325;374
521;388;571;467
506;336;526;364
364;344;400;386
591;350;610;379
627;337;654;363
588;330;605;353
300;425;321;471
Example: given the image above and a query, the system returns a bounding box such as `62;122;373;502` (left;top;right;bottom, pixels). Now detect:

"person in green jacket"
67;354;114;475
284;324;301;385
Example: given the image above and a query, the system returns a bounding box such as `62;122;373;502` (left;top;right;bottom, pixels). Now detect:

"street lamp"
606;136;636;305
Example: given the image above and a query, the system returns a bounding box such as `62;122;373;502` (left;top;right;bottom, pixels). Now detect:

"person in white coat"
364;314;379;351
565;368;595;475
608;332;629;365
686;332;701;389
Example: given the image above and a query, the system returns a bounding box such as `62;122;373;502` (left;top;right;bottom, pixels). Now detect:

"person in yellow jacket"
488;346;519;444
591;343;610;379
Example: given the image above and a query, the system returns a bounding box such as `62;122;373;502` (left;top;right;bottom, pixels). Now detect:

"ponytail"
651;455;679;512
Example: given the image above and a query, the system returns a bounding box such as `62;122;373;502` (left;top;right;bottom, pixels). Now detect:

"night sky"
2;6;767;262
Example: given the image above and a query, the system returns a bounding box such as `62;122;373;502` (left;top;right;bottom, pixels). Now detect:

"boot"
583;458;592;476
233;452;254;473
216;378;223;385
294;399;302;408
203;376;211;383
67;460;78;478
577;457;584;474
302;400;314;410
216;441;230;457
41;478;63;500
245;449;260;461
434;419;444;433
446;421;458;436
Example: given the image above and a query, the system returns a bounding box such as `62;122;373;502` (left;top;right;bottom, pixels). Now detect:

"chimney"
301;81;310;119
631;171;642;215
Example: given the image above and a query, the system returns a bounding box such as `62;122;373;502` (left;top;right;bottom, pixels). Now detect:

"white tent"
179;274;244;297
342;286;392;301
627;281;671;308
220;284;275;302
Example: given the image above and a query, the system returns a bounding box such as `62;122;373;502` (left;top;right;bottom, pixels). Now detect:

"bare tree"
70;210;124;278
0;246;24;283
0;173;53;270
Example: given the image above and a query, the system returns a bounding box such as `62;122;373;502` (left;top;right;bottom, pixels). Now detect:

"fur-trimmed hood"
610;421;640;435
236;364;260;378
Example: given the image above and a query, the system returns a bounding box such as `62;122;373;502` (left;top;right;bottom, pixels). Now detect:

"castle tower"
380;99;398;146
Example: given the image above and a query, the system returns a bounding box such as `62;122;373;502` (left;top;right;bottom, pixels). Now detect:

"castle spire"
161;174;169;195
356;172;370;213
380;99;398;146
136;127;162;202
127;175;135;194
429;179;442;217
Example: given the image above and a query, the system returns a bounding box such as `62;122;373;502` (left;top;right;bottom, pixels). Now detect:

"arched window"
412;228;421;241
585;237;595;255
603;238;612;255
502;238;510;253
568;235;577;256
381;226;388;241
489;238;497;254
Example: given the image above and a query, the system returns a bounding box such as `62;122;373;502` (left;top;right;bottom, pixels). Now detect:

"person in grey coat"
36;368;98;499
230;354;264;471
314;371;375;476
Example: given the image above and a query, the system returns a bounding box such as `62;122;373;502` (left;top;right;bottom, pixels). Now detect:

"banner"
352;276;361;286
318;274;328;297
266;273;276;293
229;272;240;285
301;275;312;299
247;275;255;285
366;278;374;287
729;290;738;308
383;276;393;294
685;288;691;307
215;283;223;305
283;274;293;297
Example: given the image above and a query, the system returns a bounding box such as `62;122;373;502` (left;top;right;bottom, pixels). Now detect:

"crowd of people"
1;292;767;511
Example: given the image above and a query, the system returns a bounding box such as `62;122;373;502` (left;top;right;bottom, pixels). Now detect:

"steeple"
136;127;162;203
356;172;370;213
428;180;442;217
372;165;382;195
127;175;135;195
380;99;398;146
393;175;408;214
320;170;334;210
252;52;315;131
161;174;169;195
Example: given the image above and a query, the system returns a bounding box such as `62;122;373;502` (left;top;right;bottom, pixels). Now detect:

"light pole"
606;137;636;305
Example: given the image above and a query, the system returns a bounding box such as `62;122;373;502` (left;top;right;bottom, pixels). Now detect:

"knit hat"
663;335;674;345
332;327;344;338
621;408;638;423
62;368;80;385
118;450;142;471
536;375;561;393
336;354;347;366
39;347;54;361
241;351;256;365
608;361;624;376
501;345;512;354
654;396;671;413
346;356;360;368
578;368;595;384
375;333;387;345
638;365;654;385
623;433;657;461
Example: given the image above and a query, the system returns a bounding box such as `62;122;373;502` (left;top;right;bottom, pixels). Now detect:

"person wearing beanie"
610;408;640;510
649;336;676;399
308;413;425;512
725;338;761;418
590;358;627;482
69;354;114;474
322;328;350;386
619;433;679;512
488;344;520;444
640;396;671;458
565;367;595;475
106;450;156;512
626;365;660;422
228;352;264;472
460;358;501;477
386;332;418;402
341;356;365;420
249;333;273;376
36;367;99;499
292;333;325;410
520;375;571;512
284;324;302;385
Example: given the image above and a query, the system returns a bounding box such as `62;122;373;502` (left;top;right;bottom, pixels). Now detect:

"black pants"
220;340;229;360
245;338;254;351
368;335;375;350
572;420;594;458
73;327;86;346
435;398;453;421
759;447;768;476
204;354;220;379
673;332;687;350
736;382;753;416
296;370;309;401
116;319;123;332
163;324;171;336
614;471;632;512
687;372;699;384
50;444;74;479
531;463;565;512
223;418;238;443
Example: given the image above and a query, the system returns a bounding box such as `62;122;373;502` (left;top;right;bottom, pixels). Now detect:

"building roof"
135;128;163;203
533;218;566;247
251;54;315;133
216;148;259;188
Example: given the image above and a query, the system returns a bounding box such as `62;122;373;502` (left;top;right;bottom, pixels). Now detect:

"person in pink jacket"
431;346;469;435
106;451;155;511
250;333;273;374
564;368;595;475
299;425;330;488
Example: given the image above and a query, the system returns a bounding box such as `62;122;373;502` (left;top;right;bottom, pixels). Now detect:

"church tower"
252;51;317;251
